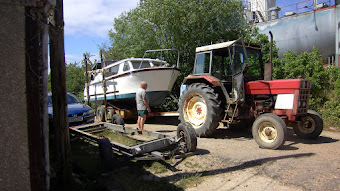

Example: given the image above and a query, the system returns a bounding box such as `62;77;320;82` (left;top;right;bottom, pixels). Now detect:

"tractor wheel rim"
300;116;316;134
258;122;277;143
184;93;207;129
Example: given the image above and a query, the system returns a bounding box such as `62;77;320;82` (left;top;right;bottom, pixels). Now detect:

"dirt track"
127;117;340;190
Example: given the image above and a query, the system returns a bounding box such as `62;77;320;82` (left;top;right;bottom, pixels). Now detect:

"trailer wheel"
293;110;323;139
98;138;114;170
111;114;125;126
178;83;221;137
177;122;197;153
97;106;106;122
252;114;287;149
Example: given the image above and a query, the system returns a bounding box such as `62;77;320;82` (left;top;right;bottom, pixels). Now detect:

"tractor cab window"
245;48;264;80
211;49;232;80
231;46;246;74
194;52;211;74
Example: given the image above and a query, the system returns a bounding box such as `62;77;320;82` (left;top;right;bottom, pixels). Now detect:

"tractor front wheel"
252;114;287;149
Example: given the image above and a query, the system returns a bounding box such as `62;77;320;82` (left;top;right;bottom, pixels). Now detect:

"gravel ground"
126;117;340;191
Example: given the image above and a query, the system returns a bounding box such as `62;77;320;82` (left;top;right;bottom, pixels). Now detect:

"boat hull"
84;67;180;109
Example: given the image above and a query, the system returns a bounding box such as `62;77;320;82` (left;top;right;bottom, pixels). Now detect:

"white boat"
84;49;180;109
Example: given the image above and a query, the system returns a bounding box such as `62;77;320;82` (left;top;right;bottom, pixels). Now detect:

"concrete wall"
0;4;31;191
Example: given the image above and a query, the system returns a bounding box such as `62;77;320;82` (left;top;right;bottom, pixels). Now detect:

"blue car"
48;92;95;126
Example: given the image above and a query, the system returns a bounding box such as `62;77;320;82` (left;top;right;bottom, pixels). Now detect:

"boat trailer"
69;122;197;161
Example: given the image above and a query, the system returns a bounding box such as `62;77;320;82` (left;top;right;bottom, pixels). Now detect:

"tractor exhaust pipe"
264;31;273;81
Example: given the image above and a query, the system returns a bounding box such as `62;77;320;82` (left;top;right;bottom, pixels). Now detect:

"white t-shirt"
136;88;148;110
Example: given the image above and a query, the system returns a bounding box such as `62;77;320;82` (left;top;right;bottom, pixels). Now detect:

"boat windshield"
131;61;151;69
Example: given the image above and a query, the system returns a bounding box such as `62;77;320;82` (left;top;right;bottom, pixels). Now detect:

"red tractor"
178;35;323;149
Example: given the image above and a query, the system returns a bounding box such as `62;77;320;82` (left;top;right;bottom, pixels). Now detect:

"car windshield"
48;93;79;105
67;94;79;104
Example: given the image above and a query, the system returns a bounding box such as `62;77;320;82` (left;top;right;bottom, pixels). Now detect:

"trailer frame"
69;122;195;160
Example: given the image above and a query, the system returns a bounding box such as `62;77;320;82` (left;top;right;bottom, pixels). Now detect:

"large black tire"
177;122;197;153
178;83;222;137
252;114;287;149
98;138;114;170
111;114;125;126
97;106;106;122
293;110;323;139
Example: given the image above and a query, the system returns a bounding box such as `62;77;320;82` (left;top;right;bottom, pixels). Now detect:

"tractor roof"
196;40;237;53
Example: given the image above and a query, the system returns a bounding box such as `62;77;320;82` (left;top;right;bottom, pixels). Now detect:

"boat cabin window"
131;61;151;69
150;61;163;67
123;62;130;72
104;64;120;76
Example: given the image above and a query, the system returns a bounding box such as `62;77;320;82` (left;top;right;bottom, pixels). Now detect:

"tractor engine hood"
245;79;312;95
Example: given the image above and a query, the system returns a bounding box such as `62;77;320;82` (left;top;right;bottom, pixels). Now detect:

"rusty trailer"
69;122;197;160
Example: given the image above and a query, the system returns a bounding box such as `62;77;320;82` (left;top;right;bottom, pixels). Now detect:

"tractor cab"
191;38;264;103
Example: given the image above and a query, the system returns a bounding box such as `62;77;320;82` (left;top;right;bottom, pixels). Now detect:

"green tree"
107;0;249;89
272;47;327;109
48;52;96;101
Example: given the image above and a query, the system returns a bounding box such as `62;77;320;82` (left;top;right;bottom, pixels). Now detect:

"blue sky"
63;0;328;64
64;0;139;64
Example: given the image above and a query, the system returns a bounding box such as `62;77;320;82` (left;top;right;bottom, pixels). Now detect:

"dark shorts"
137;110;148;116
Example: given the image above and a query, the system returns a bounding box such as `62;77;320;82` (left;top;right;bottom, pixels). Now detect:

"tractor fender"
180;75;221;96
183;75;221;86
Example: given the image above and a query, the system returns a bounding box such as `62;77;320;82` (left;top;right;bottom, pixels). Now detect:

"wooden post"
49;0;70;188
84;54;90;105
25;2;51;190
100;50;108;120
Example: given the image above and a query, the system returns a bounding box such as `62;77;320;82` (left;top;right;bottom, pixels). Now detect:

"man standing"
136;81;151;130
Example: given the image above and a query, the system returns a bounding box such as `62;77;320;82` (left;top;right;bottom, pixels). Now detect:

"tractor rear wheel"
293;110;323;139
252;113;287;149
178;83;222;137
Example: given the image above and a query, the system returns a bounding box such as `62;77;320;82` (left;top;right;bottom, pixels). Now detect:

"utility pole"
49;0;70;188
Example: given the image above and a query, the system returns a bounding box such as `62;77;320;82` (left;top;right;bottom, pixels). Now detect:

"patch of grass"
95;130;142;146
66;137;107;191
111;161;181;191
143;161;169;174
177;173;203;189
63;135;182;191
184;161;202;169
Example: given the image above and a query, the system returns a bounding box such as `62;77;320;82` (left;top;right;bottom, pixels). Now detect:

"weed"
177;173;203;189
143;161;169;174
95;130;142;146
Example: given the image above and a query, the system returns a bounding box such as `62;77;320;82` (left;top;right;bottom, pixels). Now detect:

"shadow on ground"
208;124;338;148
125;116;180;126
64;135;185;191
163;152;315;182
286;128;339;146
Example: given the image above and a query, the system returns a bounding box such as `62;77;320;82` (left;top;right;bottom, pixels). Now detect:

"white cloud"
65;54;84;63
64;0;139;38
65;53;100;64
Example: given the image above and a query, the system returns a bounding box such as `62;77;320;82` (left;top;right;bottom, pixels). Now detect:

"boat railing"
141;48;180;69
